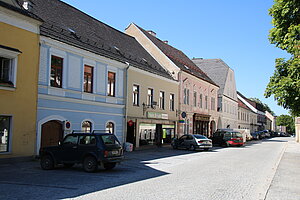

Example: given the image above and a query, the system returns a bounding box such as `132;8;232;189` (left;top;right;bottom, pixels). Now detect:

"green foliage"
265;0;300;116
248;98;275;115
276;114;295;133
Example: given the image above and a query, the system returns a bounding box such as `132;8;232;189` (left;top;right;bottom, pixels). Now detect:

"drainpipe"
123;62;130;146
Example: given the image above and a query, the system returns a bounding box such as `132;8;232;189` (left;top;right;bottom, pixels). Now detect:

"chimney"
163;40;168;44
147;30;156;37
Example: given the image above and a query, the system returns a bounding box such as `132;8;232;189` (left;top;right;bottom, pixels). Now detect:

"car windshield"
100;135;120;145
194;135;208;139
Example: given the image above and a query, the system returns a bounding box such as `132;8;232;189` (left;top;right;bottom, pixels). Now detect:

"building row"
0;0;276;159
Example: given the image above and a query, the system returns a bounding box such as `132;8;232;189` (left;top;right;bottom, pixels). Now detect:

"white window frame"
0;47;21;90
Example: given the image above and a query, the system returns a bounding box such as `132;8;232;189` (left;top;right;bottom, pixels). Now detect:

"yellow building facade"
0;3;41;158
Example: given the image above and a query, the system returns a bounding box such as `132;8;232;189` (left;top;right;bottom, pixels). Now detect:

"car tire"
189;145;195;151
63;163;75;168
83;156;98;172
40;155;54;170
172;144;178;149
103;162;116;170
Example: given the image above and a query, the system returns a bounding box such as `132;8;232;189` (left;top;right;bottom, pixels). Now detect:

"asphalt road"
0;137;290;200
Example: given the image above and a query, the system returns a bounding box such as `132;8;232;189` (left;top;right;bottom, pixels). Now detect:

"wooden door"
41;120;63;148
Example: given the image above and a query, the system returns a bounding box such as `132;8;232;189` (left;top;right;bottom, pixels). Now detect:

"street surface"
0;137;296;200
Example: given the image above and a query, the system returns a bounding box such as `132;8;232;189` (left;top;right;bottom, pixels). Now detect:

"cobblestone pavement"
0;137;295;200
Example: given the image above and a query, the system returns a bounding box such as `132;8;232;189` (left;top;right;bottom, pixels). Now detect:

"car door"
77;135;97;160
177;135;187;148
59;135;79;162
183;135;194;147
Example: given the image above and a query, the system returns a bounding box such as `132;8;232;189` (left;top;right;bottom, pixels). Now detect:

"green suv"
39;132;124;172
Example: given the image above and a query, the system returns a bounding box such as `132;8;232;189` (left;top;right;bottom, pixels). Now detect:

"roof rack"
71;130;111;134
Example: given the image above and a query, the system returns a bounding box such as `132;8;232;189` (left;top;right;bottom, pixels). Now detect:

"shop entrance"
41;120;63;148
193;114;210;137
126;121;136;147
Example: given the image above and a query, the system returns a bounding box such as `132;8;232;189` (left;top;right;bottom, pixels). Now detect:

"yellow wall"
0;21;40;158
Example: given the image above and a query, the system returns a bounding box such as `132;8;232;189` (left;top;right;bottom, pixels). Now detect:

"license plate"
112;150;118;155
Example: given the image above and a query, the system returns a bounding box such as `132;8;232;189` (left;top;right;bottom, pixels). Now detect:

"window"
187;89;190;105
199;94;203;108
211;97;215;110
193;92;197;107
101;135;120;145
205;95;208;109
82;121;92;133
0;46;20;88
106;122;115;134
50;56;63;88
159;91;165;109
79;135;96;145
0;116;11;153
147;88;153;106
63;135;78;145
107;71;116;96
183;88;187;104
133;84;139;106
84;65;93;93
0;57;13;86
169;93;175;111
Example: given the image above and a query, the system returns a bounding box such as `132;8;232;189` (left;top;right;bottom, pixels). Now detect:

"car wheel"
172;144;178;149
83;156;98;172
63;163;75;168
40;155;54;170
189;145;195;151
103;162;116;170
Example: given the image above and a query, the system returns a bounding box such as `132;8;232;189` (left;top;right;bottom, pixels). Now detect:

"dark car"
39;132;124;172
171;134;212;151
212;129;244;147
251;132;260;140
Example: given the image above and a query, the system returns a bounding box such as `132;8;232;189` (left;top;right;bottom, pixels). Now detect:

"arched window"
106;122;114;134
82;121;92;133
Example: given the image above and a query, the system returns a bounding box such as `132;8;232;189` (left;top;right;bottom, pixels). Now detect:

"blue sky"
62;0;290;116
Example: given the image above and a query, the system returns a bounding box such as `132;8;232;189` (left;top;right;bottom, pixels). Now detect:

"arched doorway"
41;120;63;148
210;120;216;137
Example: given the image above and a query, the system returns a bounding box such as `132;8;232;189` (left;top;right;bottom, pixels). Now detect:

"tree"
264;0;300;116
276;114;295;134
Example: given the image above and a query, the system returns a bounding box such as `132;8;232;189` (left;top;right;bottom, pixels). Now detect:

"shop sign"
147;112;168;120
128;120;134;126
194;114;210;121
179;120;185;123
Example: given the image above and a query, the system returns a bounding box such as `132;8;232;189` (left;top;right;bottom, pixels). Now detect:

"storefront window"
0;116;10;152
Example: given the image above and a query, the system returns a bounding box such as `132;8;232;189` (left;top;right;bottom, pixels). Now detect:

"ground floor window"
0;116;11;153
106;122;115;134
82;121;92;133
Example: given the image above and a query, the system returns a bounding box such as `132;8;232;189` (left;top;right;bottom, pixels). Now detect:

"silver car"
171;134;212;151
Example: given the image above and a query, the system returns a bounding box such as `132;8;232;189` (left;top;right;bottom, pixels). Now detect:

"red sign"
128;120;134;126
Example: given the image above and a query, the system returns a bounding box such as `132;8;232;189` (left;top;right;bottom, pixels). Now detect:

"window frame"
106;122;115;134
147;88;154;106
133;84;139;106
50;55;63;88
159;91;165;110
82;121;92;133
0;46;20;89
193;91;197;107
107;71;116;97
169;93;175;111
83;65;93;93
0;115;12;153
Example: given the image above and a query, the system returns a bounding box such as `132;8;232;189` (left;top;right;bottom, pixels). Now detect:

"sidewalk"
265;139;300;200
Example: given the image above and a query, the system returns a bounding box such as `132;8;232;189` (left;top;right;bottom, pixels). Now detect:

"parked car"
259;131;266;139
171;134;212;151
211;129;244;147
251;132;260;140
39;131;124;172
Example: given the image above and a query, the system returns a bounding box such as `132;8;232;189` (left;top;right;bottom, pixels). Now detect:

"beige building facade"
126;66;179;148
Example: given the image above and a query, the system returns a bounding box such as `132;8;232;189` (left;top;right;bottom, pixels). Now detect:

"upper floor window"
147;88;154;106
159;91;165;110
205;95;208;109
184;88;189;105
84;65;93;93
107;71;115;97
106;122;115;134
199;94;203;108
50;55;63;88
82;121;92;133
211;97;215;110
0;46;20;88
193;92;197;107
170;93;175;111
133;84;139;106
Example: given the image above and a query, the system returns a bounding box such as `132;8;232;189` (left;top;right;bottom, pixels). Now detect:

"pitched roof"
0;0;42;21
27;0;174;80
134;24;218;87
192;58;230;94
238;98;251;111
